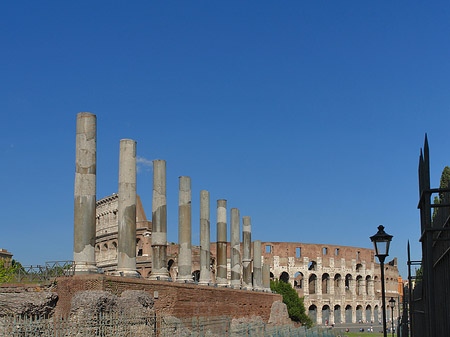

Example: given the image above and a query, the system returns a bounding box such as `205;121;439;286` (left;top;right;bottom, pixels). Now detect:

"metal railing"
0;313;340;336
3;261;75;283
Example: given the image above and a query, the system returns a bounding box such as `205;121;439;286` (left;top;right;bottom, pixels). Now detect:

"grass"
340;333;384;337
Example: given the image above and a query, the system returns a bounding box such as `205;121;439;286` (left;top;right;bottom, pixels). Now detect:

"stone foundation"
54;275;281;321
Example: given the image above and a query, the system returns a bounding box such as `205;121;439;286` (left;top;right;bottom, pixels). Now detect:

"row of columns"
73;112;271;290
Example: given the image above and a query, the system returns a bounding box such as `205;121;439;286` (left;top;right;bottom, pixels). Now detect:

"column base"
176;276;193;283
114;269;140;278
74;262;98;275
216;278;228;287
148;272;170;281
198;279;212;286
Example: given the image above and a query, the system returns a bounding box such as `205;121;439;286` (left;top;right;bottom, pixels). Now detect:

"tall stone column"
199;190;212;285
253;240;262;290
73;112;97;275
242;216;252;289
216;199;228;286
177;176;192;282
262;263;271;291
117;139;139;277
149;160;169;280
230;208;241;287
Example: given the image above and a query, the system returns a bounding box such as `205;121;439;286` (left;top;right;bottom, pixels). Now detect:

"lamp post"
389;297;395;337
370;225;393;337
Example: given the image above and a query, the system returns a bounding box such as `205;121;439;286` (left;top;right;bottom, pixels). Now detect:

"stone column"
117;139;139;277
216;199;228;286
242;216;252;289
230;208;241;287
199;190;212;285
253;240;262;290
177;176;192;282
149;160;169;280
73;112;97;274
262;263;271;291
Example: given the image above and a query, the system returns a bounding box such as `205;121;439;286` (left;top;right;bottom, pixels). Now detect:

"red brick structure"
55;275;281;320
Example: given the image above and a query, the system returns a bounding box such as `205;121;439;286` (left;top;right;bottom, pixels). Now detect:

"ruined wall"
55;275;281;321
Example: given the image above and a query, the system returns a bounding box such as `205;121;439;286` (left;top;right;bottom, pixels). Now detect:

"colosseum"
95;193;400;325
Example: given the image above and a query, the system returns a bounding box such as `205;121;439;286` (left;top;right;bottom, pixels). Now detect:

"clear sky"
1;1;450;278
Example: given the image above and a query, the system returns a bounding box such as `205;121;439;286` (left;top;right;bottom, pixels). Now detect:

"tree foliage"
433;166;450;221
0;259;21;283
270;279;313;328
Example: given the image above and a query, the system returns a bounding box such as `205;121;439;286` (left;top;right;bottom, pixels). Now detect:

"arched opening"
112;241;118;259
308;305;317;323
309;274;317;294
322;273;330;294
308;261;317;271
334;305;341;324
366;275;371;295
374;305;379;323
345;305;352;323
356;305;363;322
356;263;362;272
269;272;274;280
279;271;289;283
294;272;303;289
192;270;200;282
167;259;174;271
322;305;330;325
366;305;372;323
334;274;342;295
136;239;143;257
356;275;363;296
345;274;352;293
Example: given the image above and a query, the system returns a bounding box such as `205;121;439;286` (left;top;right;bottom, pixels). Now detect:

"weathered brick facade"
55;275;281;320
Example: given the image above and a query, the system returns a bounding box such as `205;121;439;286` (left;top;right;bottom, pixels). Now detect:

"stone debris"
268;300;291;325
0;291;58;317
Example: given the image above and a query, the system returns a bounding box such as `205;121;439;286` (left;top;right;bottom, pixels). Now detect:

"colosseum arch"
136;238;143;257
345;305;352;323
308;261;317;271
322;273;330;294
308;305;317;323
345;274;353;293
334;274;342;295
322;305;330;325
309;274;317;294
279;271;289;283
356;263;362;272
334;305;341;323
192;270;200;282
356;275;363;296
365;305;372;323
356;305;363;322
374;305;379;322
294;271;303;289
365;275;372;295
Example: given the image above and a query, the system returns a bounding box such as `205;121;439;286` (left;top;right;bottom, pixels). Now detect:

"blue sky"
1;1;450;278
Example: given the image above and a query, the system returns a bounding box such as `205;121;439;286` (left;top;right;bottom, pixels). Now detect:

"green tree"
432;166;450;221
270;279;313;328
0;259;21;283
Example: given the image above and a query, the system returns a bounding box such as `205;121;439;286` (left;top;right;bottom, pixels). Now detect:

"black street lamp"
370;225;393;337
389;297;395;337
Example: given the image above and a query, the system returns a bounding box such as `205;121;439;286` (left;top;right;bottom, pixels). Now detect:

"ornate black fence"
407;135;450;337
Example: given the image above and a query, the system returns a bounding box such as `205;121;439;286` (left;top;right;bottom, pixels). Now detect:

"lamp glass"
389;297;395;308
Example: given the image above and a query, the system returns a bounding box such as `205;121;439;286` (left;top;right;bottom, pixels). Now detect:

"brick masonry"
55;275;281;321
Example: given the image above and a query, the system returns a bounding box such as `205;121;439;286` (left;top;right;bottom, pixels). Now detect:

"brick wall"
55;275;281;321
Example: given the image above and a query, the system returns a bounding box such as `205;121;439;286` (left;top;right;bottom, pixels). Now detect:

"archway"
365;275;371;295
270;272;274;280
308;305;317;323
308;261;317;271
322;273;330;294
374;305;379;323
294;272;303;289
309;274;317;294
322;305;330;325
192;270;200;282
356;275;363;295
279;271;289;283
356;305;363;322
334;274;342;295
366;305;372;323
334;305;341;324
345;274;352;293
345;305;352;323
